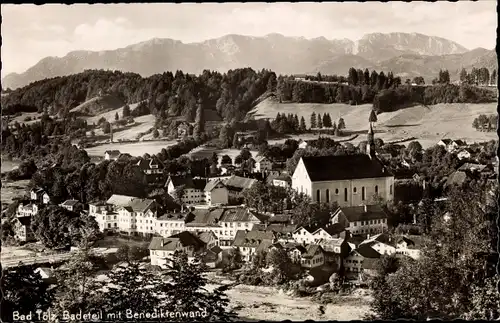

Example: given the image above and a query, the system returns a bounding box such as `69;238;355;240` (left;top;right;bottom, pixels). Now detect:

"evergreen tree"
267;73;277;92
299;116;307;132
460;68;468;84
370;70;379;88
194;99;204;137
323;113;332;128
115;112;119;121
338;117;346;130
293;114;300;132
335;86;344;103
364;69;370;85
310;112;317;129
490;69;497;85
317;113;323;129
122;104;131;118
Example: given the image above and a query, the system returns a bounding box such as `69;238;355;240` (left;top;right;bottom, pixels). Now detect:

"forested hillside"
1;68;276;123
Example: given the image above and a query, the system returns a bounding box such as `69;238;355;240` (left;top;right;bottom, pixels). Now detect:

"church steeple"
366;123;376;159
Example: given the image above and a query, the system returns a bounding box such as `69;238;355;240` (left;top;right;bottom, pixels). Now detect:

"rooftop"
301;154;393;182
224;175;257;190
149;231;205;251
335;204;388;222
233;230;275;248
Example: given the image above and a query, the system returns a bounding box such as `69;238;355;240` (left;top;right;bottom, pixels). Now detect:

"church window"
344;188;348;201
335;188;339;195
316;190;320;202
375;185;379;194
390;184;393;195
326;189;330;203
353;187;357;193
362;187;365;200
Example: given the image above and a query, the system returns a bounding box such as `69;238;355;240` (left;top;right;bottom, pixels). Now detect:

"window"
375;185;378;194
353;187;357;193
390;184;393;195
344;188;348;202
326;189;330;203
335;188;339;195
316;189;320;202
362;187;365;200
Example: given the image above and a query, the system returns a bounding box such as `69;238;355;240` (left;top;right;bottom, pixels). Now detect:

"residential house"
165;175;206;205
184;207;225;241
34;267;56;284
252;223;298;243
177;122;192;138
344;244;381;276
136;157;164;181
438;139;467;153
104;150;121;161
16;203;38;218
359;233;396;255
292;126;394;207
13;216;35;242
271;174;292;188
457;148;473;160
330;204;389;235
300;244;326;269
395;235;423;260
149;231;206;268
223;175;257;199
30;188;50;205
312;223;347;242
203;245;224;268
298;139;308;149
254;156;273;173
292;226;316;244
89;201;118;232
117;198;158;236
232;230;275;261
218;207;264;246
59;200;81;212
458;163;489;173
203;179;229;206
155;212;189;238
197;231;219;249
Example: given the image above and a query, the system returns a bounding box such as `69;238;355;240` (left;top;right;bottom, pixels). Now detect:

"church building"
291;124;394;207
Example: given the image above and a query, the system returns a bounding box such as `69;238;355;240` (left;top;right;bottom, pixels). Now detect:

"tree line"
460;67;497;86
472;114;497;132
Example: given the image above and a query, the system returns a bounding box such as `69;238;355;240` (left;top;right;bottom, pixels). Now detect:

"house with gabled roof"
16;203;39;218
30;188;50;205
292;126;394;207
330;204;389;235
271;173;292;188
149;231;206;268
218;207;265;245
253;155;273;173
395;235;423;260
104;150;121;161
165;175;228;206
155;212;190;238
233;230;275;261
59;199;82;212
197;231;219;249
292;226;316;244
312;223;347;242
344;243;381;276
438;139;467;153
359;233;396;256
300;244;326;269
203;179;229;206
117;198;158;236
136;157;164;175
223;175;257;198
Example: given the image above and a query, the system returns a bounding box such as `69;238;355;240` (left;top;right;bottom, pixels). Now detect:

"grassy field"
249;99;497;149
1;179;30;206
84;140;178;157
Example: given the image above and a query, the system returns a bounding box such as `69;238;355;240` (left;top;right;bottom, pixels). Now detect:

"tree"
115;112;119;121
152;129;160;138
158;251;237;321
102;121;111;134
299;116;307;132
490;69;497;85
265;248;296;285
122;104;131;118
369;109;377;123
460;68;468;84
31;205;82;249
413;76;425;85
194;100;205;137
267;73;277;92
310;112;317;129
218;125;231;149
222;248;243;272
322;113;332;128
337;117;346;130
221;154;232;165
317;114;323;129
1;265;55;322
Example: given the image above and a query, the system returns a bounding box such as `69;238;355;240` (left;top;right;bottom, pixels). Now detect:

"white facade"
344;252;364;273
330;209;388;235
363;241;396;255
395;241;421;260
155;218;186;237
17;204;38;218
292;158;394;207
292;227;316;244
254;157;273;173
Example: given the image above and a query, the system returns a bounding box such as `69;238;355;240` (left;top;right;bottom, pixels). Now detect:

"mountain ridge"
3;32;495;89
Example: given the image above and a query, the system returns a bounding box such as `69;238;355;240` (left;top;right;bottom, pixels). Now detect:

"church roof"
301;154;392;182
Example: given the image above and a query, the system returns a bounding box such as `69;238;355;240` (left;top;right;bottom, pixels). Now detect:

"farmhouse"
395;235;423;260
218;207;264;244
292;126;394;207
149;231;206;268
344;244;381;275
300;244;326;269
254;155;273;173
359;233;396;255
136;157;164;180
223;175;257;198
16;203;39;218
59;199;81;212
30;188;50;205
312;223;347;241
330;204;389;235
292;226;316;244
104;150;121;161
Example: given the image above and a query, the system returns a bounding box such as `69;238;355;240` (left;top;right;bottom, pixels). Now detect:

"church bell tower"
366;123;376;159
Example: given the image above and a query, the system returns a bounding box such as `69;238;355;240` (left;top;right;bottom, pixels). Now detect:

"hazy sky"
1;2;497;77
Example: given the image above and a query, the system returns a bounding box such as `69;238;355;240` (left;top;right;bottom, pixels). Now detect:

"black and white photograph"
1;2;498;321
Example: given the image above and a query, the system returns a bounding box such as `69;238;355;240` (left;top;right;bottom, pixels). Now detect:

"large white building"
292;126;394;207
165;176;229;206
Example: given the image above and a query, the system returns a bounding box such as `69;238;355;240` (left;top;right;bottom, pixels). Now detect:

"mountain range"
3;32;497;89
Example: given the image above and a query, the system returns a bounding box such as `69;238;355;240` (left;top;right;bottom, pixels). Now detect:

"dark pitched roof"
148;231;205;251
233;230;275;248
454;140;467;146
321;223;345;236
125;198;156;213
302;244;324;258
166;175;194;188
16;216;31;226
204;179;226;192
440;139;453;145
61;199;80;206
301;155;392;181
336;205;388;222
157;212;189;221
224;175;257;191
396;235;424;250
361;233;392;246
354;244;381;259
197;231;217;244
136;157;163;171
186;208;224;227
253;223;298;234
220;207;261;223
446;171;468;186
